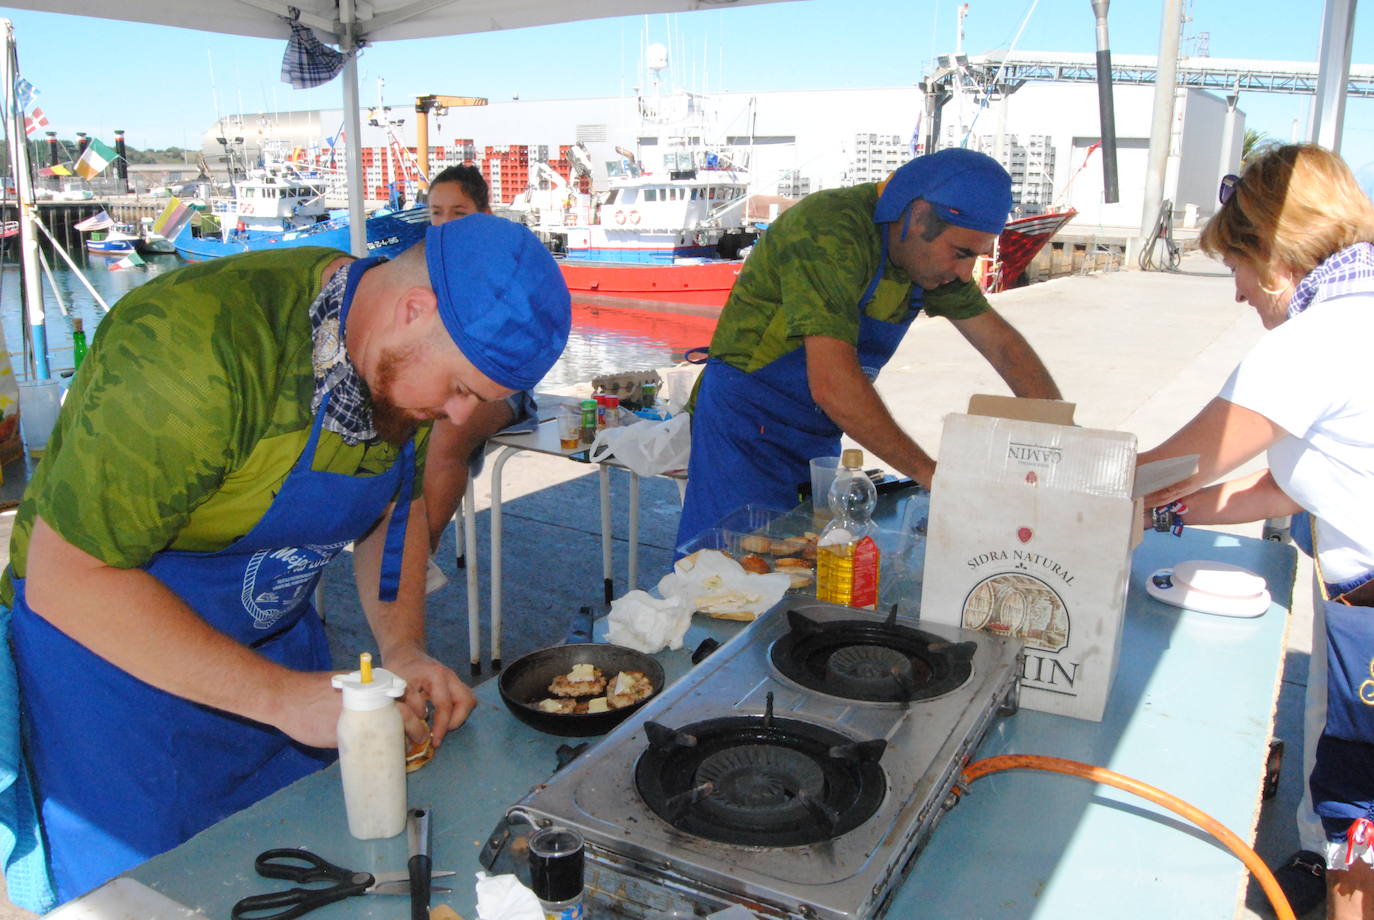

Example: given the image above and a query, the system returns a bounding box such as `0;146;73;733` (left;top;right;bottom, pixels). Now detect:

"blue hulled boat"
173;160;429;262
174;206;430;261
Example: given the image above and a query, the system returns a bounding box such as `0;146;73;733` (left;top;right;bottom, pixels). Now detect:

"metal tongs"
408;806;432;920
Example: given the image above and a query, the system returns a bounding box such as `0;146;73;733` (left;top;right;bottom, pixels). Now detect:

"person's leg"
1326;858;1374;919
423;400;518;553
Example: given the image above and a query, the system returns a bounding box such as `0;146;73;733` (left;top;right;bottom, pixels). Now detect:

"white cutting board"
44;877;209;919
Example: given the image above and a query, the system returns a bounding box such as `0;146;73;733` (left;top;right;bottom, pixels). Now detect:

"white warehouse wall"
206;80;1242;229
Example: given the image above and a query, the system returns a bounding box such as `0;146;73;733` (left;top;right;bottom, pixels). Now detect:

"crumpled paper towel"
475;871;544;920
605;589;695;654
659;550;790;621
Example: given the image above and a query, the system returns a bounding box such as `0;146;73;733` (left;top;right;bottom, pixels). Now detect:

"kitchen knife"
407;805;432;920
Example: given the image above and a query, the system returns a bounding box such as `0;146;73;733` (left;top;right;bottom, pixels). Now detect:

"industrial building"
200;67;1245;231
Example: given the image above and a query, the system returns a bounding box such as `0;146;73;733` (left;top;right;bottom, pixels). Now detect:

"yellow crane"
414;94;488;188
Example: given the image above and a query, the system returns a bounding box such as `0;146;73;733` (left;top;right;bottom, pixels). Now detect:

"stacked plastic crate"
481;144;530;205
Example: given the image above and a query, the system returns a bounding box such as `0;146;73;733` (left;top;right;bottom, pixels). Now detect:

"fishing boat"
543;144;756;312
980;209;1077;293
85;229;139;256
74;210;139;256
136;216;178;255
173;158;429;261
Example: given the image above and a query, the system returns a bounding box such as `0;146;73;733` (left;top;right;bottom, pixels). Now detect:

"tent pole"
3;18;50;379
340;0;366;257
1311;0;1354;151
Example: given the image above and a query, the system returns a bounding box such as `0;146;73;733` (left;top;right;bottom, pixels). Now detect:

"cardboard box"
919;396;1139;722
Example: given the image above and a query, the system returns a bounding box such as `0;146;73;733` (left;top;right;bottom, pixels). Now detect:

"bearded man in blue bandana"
0;215;570;908
677;149;1061;546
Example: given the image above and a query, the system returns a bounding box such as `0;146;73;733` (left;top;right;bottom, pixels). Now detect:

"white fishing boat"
524;45;759;311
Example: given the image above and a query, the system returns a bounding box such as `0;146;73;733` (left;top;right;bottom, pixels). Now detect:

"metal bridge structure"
942;50;1374;100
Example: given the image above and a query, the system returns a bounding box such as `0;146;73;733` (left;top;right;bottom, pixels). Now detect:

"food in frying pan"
548;662;607;697
607;670;655;709
534;664;655;714
536;698;579;714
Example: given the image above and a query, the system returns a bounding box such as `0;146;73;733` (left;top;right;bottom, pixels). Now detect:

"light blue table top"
110;525;1296;920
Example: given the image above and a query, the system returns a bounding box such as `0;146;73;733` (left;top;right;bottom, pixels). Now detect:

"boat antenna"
960;0;1041;148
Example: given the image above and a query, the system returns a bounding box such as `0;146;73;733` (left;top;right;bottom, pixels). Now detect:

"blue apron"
677;233;920;548
1305;517;1374;840
8;257;416;902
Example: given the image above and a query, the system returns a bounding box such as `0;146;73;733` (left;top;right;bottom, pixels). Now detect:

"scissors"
231;848;456;920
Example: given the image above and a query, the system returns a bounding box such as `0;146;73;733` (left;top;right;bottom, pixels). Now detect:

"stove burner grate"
825;644;916;698
694;744;825;827
635;696;887;847
771;607;977;702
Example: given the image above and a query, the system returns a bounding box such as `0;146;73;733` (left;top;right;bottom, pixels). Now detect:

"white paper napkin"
605;589;696;653
474;871;544;920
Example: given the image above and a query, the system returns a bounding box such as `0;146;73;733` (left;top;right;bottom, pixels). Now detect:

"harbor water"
0;251;717;386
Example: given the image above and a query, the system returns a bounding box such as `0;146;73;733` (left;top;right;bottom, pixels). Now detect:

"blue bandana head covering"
424;214;571;391
874;148;1013;235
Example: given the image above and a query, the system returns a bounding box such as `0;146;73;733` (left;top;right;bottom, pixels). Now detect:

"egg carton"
591;370;663;410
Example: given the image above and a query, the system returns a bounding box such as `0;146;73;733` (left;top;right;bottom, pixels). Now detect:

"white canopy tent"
2;0;795;378
4;0;795;256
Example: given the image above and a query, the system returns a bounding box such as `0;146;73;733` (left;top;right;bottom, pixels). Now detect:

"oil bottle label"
851;536;879;609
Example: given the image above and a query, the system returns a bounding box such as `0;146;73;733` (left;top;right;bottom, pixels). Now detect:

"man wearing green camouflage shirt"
0;215;570;907
677;148;1060;545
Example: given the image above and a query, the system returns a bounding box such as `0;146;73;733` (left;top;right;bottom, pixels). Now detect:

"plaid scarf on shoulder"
1288;242;1374;317
308;261;377;445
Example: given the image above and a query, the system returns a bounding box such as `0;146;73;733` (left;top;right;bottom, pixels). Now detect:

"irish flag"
109;251;145;271
74;138;117;179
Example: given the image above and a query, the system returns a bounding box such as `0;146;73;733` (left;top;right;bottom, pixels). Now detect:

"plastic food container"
677;502;927;606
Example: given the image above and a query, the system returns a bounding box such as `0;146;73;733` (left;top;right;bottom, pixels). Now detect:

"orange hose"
961;754;1296;920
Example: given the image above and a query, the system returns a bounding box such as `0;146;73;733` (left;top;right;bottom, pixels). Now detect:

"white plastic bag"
588;413;691;477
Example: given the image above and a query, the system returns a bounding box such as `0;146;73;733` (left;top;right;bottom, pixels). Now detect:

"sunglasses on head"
1219;173;1240;205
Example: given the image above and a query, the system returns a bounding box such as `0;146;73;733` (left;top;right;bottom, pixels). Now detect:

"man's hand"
381;643;476;747
269;671;349;749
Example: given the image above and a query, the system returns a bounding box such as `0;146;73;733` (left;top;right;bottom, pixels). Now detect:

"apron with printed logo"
10;257;415;900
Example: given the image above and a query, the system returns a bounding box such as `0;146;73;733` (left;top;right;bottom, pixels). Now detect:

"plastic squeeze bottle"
331;652;408;839
816;449;881;609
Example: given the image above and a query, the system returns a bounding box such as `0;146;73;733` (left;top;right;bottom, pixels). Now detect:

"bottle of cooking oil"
816;449;880;609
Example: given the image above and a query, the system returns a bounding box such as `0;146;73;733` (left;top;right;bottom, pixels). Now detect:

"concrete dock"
0;250;1316;918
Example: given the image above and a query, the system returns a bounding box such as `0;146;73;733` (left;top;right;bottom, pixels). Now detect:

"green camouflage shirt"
3;247;428;603
708;183;990;373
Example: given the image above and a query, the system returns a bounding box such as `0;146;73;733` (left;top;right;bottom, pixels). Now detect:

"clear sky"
3;0;1372;169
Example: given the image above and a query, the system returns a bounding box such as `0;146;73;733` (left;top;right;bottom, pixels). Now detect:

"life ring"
614;210;627;225
628;210;641;225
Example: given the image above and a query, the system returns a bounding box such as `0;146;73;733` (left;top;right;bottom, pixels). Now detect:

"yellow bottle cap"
359;652;373;684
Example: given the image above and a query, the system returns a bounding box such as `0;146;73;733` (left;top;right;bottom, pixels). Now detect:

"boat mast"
3;18;50;379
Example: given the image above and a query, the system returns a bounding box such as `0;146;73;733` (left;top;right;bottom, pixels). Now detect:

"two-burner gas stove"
500;599;1024;920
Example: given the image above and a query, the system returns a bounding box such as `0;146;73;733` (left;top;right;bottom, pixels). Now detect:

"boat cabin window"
691;189;701;200
605;190;619;205
645;189;658;202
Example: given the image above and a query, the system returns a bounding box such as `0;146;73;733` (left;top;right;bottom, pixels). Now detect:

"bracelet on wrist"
1151;501;1187;536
